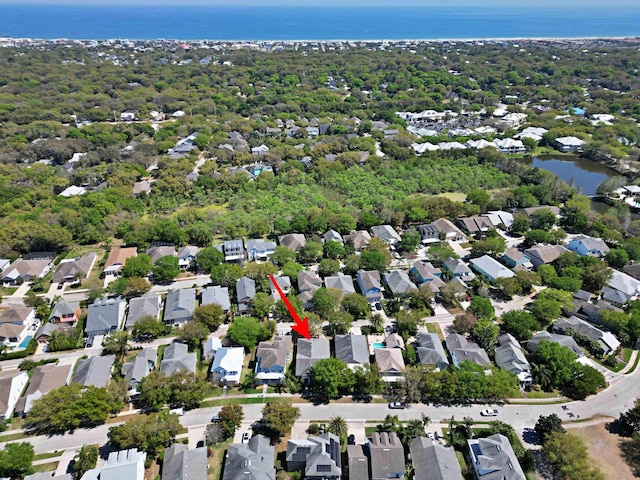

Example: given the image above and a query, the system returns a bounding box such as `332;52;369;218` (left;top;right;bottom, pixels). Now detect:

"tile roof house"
347;445;369;480
92;449;146;480
72;355;115;388
287;433;342;480
295;337;331;379
177;246;200;269
356;270;383;303
15;363;71;416
236;277;256;314
255;336;293;384
122;347;157;393
162;444;208;480
223;240;245;262
201;286;231;312
553;316;620;356
0;370;29;419
494;334;531;387
125;294;161;329
467;434;526;480
445;334;491;368
161;342;197;376
526;331;584;357
524;244;569;270
103;247;138;276
49;300;81;325
335;335;369;369
567;235;610;258
344;231;372;252
383;270;418;296
416;333;449;370
210;347;245;384
324;273;356;295
146;245;177;264
52;252;97;284
246;239;276;261
223;435;275;480
370;225;401;245
85;297;126;337
374;348;405;379
469;255;515;283
163;288;196;325
367;432;405;480
442;258;476;282
278;234;307;252
410;437;463;480
432;218;466;242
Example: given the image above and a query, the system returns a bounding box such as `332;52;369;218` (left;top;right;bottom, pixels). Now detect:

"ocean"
1;4;640;41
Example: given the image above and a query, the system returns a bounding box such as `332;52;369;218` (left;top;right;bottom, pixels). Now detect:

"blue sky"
0;0;635;5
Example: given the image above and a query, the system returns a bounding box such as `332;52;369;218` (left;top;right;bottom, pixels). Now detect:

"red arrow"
269;274;310;340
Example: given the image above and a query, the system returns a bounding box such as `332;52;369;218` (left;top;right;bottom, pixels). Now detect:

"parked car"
170;408;184;416
480;408;499;417
242;432;250;443
388;402;406;409
85;337;94;348
426;432;435;440
374;302;383;311
211;415;221;422
57;282;64;290
348;434;356;445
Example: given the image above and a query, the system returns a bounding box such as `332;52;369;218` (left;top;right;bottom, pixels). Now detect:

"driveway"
347;420;366;444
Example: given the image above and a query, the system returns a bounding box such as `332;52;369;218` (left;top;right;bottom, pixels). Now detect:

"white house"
0;370;29;419
555;136;586;152
210;347;245;384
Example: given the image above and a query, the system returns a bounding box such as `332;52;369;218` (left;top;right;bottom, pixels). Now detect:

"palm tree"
400;419;425;444
531;362;553;390
327;416;348;438
379;414;400;433
73;445;98;480
370;313;384;333
421;414;430;429
462;417;474;439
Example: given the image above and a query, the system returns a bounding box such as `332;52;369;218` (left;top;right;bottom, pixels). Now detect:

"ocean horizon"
1;4;640;41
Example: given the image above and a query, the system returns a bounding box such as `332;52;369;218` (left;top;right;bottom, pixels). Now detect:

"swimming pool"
19;335;33;349
372;342;386;349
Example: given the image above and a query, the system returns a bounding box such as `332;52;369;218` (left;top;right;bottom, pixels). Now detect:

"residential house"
442;258;476;282
484;211;514;230
125;294;161;329
85;297;126;337
415;333;449;370
223;240;245;262
567;235;610;258
223;435;275;480
457;216;494;236
35;323;70;345
203;336;223;362
252;144;269;155
494;334;531;387
278;234;307;252
516;126;548;142
410;437;463;480
295;337;331;379
162;444;208;480
146;245;176;264
0;370;29;419
415;224;440;244
374;348;405;380
103;247;137;277
383;270;417;296
161;342;197;376
347;446;369;480
445;334;491;368
524;244;570;270
15;363;71;416
269;276;292;300
432;219;466;242
367;432;405;480
555;136;586;152
87;449;146;480
469;255;515;283
298;271;322;309
0;259;9;272
385;333;405;349
322;229;344;245
255;336;293;384
52;252;96;284
600;286;631;308
0;306;35;349
521;206;561;219
356;270;383;304
324;273;356;295
370;225;401;245
501;248;532;269
286;433;341;480
335;335;369;369
2;253;55;285
122;347;157;394
49;300;81;325
210;347;245;384
132;180;152;196
493;138;526;154
624;263;640;281
163;288;196;325
607;270;640;299
72;355;115;388
236;277;256;314
468;434;525;480
411;261;443;290
120;111;136;121
553;316;620;356
246;239;277;261
177;246;200;269
526;331;584;357
344;231;372;252
201;286;231;312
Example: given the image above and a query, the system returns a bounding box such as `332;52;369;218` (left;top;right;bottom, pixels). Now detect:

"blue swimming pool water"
19;336;32;349
372;342;386;349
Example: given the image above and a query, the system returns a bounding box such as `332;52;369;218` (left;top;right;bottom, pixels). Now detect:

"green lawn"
424;323;438;334
622;348;633;363
626;349;640;375
30;461;59;473
514;387;562;399
200;397;273;408
33;451;63;461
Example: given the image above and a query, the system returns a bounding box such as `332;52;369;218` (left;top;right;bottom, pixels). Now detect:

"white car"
426;432;435;440
480;408;499;417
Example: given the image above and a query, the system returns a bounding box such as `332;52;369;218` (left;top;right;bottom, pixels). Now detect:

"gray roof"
334;335;369;366
323;229;343;244
100;449;146;480
278;234;306;251
410;437;463;480
347;445;369;480
72;355;115;388
443;258;474;277
467;434;525;480
164;288;196;323
51;252;96;283
295;337;330;377
49;300;79;321
569;235;610;256
383;270;418;296
177;246;200;260
526;331;584;357
469;255;515;280
344;231;372;251
370;225;401;243
223;435;275;480
287;433;341;478
553;316;620;353
416;333;449;367
368;432;405;480
298;270;322;293
160;342;197;376
324;273;356;294
445;334;491;367
16;363;72;414
86;297;126;334
162;444;208;480
246;238;276;253
256;336;293;370
374;348;405;373
147;246;176;263
357;270;381;291
201;286;231;311
236;277;256;302
122;348;157;386
494;335;531;376
126;294;161;328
